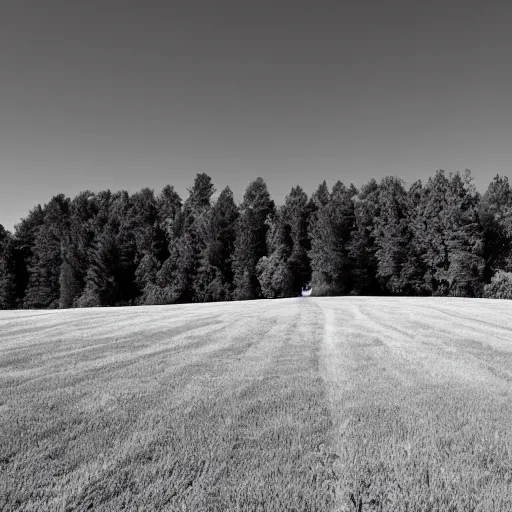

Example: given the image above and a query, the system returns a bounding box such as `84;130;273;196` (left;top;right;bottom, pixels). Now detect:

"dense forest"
2;169;512;310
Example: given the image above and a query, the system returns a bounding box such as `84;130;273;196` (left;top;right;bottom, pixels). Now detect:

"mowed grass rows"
1;297;512;511
0;301;337;511
319;297;512;511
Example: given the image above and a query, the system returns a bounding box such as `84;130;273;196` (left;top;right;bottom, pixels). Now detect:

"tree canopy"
1;169;510;309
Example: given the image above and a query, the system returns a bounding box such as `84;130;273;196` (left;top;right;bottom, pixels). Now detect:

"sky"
1;0;512;231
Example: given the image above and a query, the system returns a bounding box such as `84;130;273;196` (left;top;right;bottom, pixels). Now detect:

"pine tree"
194;186;239;301
124;188;166;304
232;178;275;299
443;170;485;297
128;188;160;257
233;268;254;301
154;174;216;303
147;245;181;305
309;181;358;295
0;225;17;309
400;180;429;295
77;227;117;307
480;175;512;280
310;180;330;210
24;194;70;309
256;207;292;299
257;186;311;297
282;186;312;294
412;170;485;297
411;171;452;295
157;184;183;251
372;177;411;294
179;174;216;302
58;258;82;309
348;180;381;295
11;205;45;307
59;191;99;308
139;186;183;304
76;191;139;307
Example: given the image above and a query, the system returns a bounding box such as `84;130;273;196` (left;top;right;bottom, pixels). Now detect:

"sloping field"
1;297;511;511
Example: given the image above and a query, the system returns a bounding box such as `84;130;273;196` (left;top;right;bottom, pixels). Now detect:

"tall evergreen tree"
258;186;311;298
310;180;330;210
173;174;216;303
372;177;411;294
157;184;183;244
11;205;45;307
348;180;381;295
410;171;452;295
59;191;99;308
443;170;485;297
400;180;430;295
0;225;17;309
257;206;293;299
479;175;512;280
194;186;239;301
77;191;139;307
309;181;358;295
124;188;171;304
283;186;312;294
141;186;183;305
412;170;484;296
232;177;275;299
24;194;70;309
146;174;215;304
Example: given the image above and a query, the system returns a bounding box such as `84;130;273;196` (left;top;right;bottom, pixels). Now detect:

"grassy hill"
1;297;511;511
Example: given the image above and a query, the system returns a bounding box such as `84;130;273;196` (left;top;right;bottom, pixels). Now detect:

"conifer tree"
282;186;312;294
76;191;138;307
0;225;17;309
410;170;452;295
24;194;70;309
444;170;485;297
400;180;430;295
161;174;216;303
11;205;45;306
157;185;183;245
194;186;239;301
372;177;411;294
257;185;311;297
412;170;484;296
256;206;293;299
480;175;512;280
309;181;358;295
139;186;183;304
232;178;275;299
348;180;381;295
59;191;99;308
310;180;330;210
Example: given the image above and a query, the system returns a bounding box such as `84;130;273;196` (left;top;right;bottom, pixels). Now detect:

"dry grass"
1;297;511;511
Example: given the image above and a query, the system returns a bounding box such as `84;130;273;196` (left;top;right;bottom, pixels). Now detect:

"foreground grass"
319;297;512;511
0;301;336;511
1;297;512;511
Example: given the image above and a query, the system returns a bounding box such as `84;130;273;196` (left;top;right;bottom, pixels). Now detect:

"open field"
1;297;512;511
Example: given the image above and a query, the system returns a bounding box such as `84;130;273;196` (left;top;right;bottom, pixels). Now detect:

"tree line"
2;169;512;310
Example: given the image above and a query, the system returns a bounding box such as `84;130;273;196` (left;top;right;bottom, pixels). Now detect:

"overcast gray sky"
1;0;512;231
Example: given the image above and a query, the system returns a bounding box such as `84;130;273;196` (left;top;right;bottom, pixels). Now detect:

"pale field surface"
1;297;511;511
